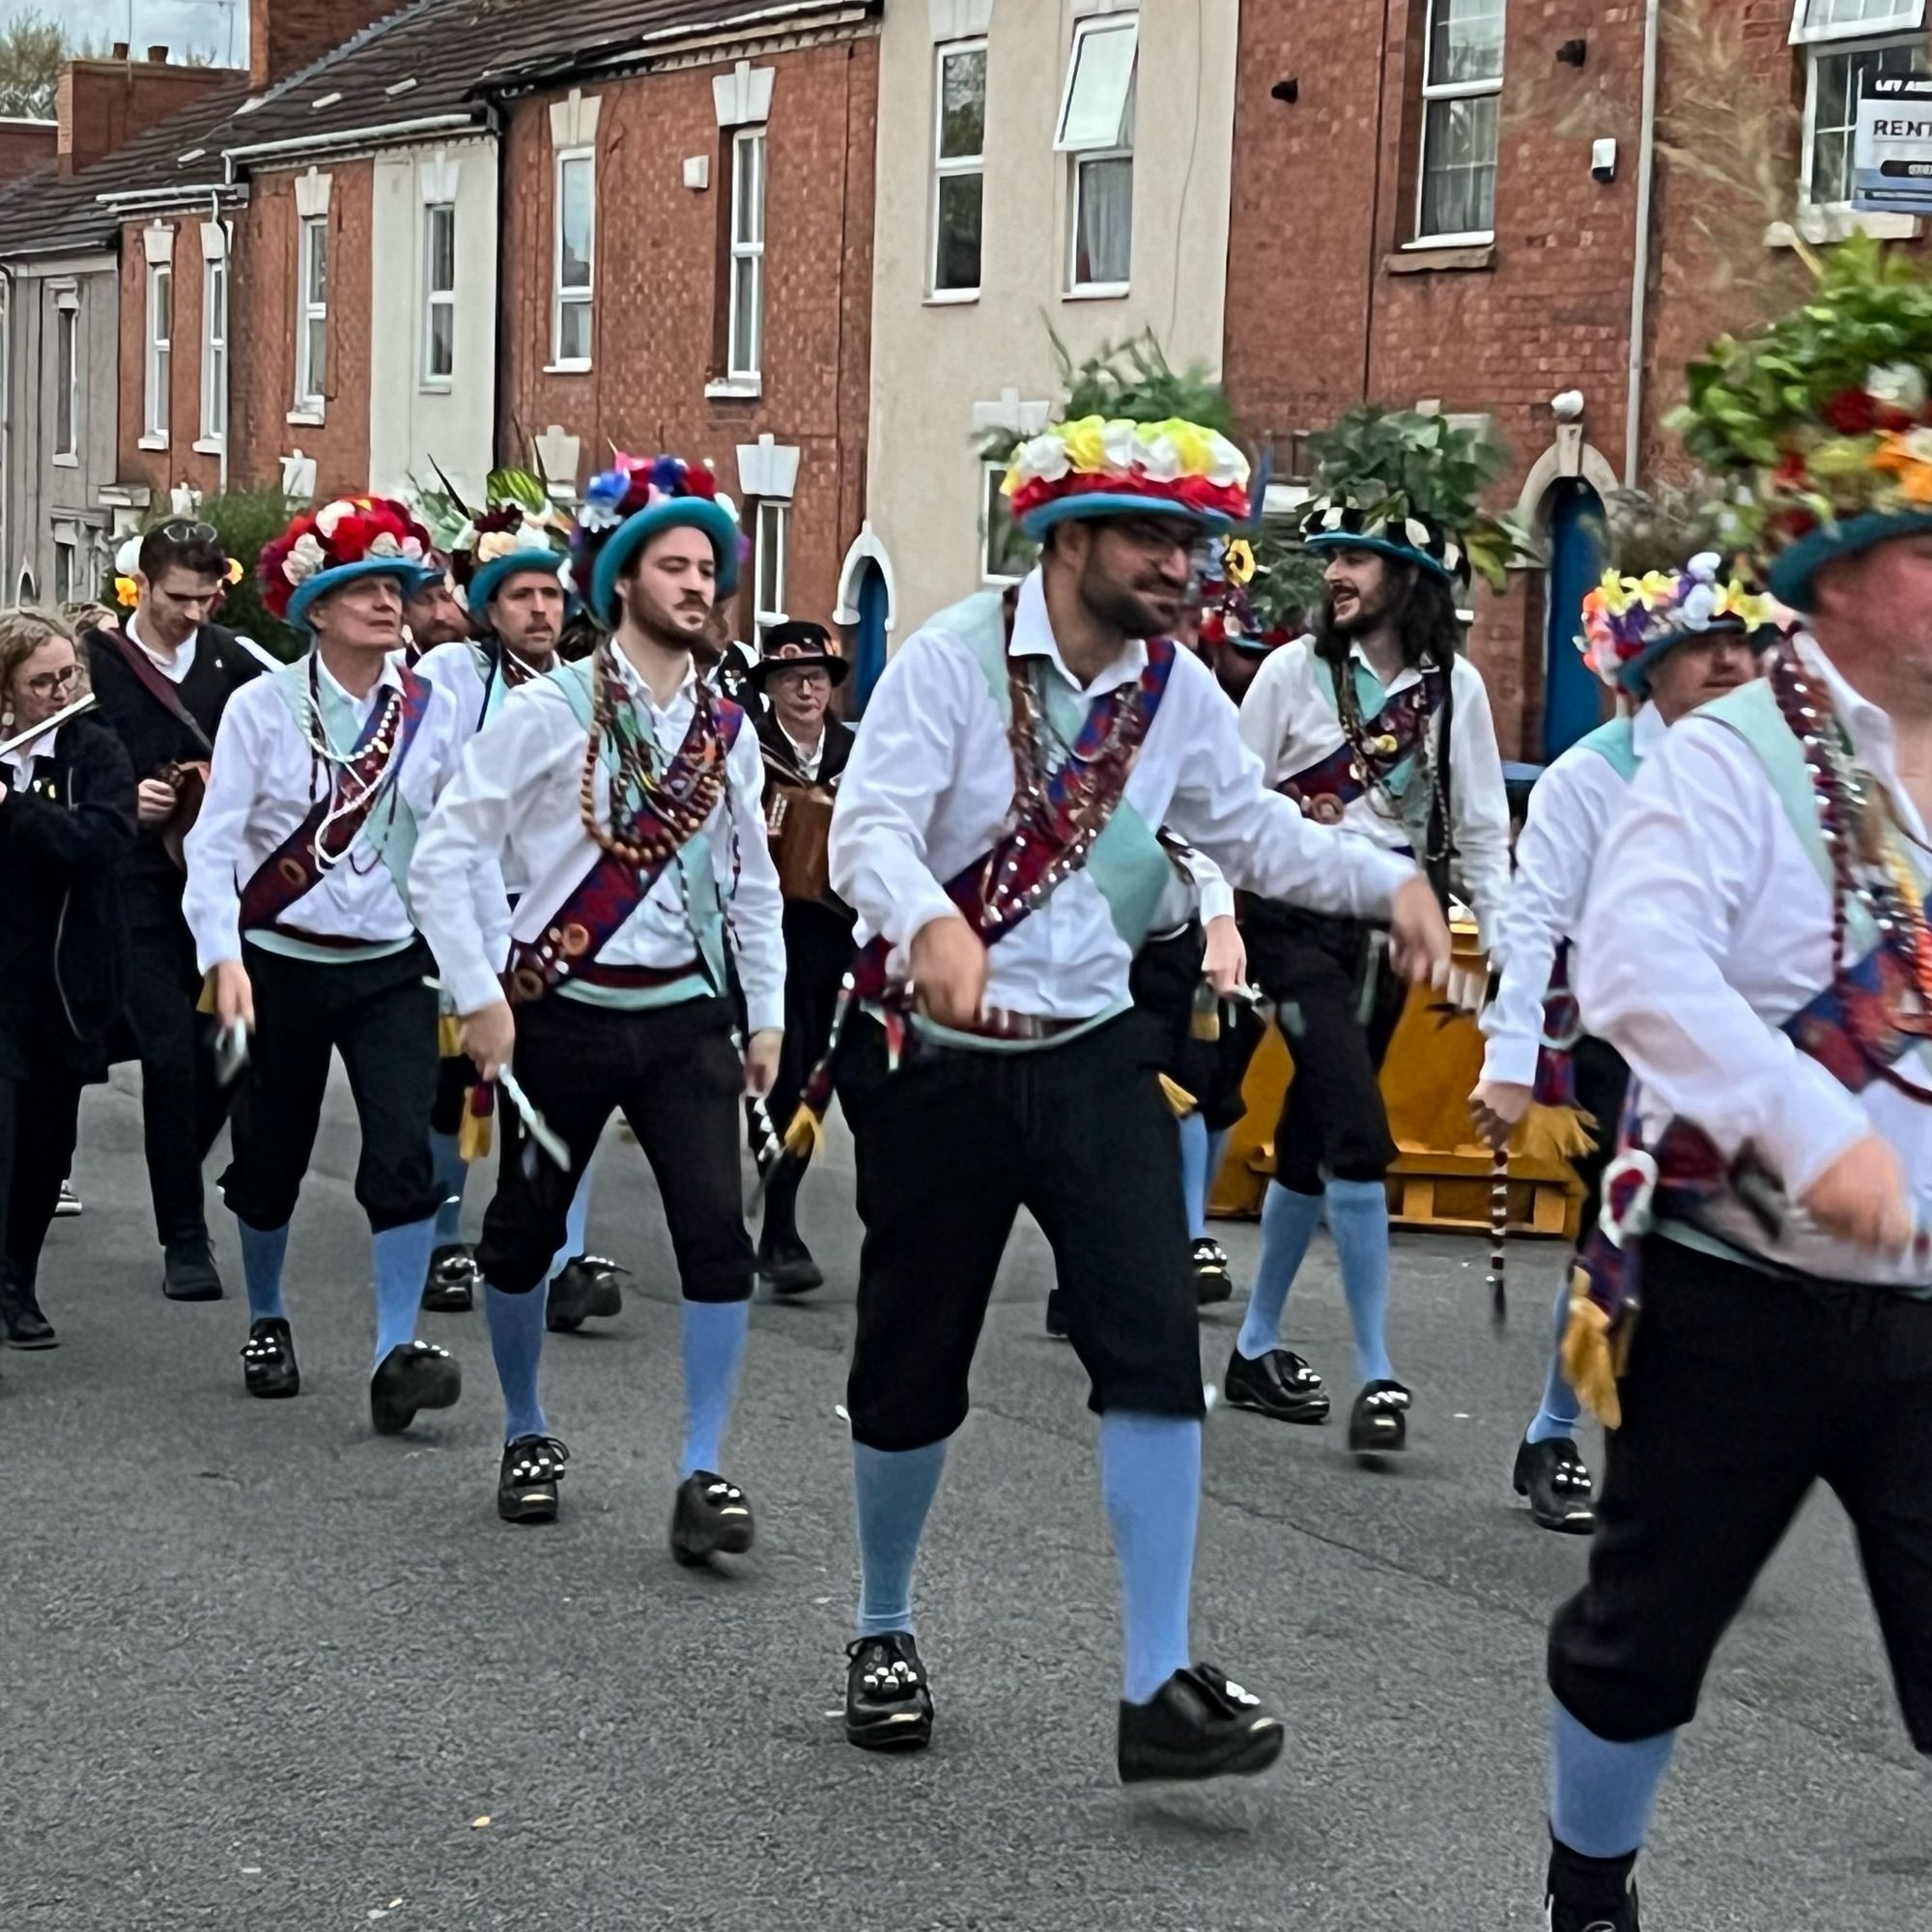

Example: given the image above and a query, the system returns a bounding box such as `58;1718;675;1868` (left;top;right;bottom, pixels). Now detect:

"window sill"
705;377;762;400
192;436;225;456
923;288;980;306
543;359;592;376
1064;282;1129;301
137;433;169;451
51;451;78;469
1767;206;1921;247
1386;239;1495;273
286;407;326;426
419;380;453;395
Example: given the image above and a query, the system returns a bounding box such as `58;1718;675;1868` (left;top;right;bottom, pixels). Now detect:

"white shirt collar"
1008;568;1149;697
781;724;824;762
609;641;698;713
2;725;53;780
1632;699;1667;756
1796;630;1930;846
315;649;403;707
128;608;197;670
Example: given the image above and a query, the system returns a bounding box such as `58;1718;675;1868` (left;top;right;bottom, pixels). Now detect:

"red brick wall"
116;220;223;501
497;34;877;634
0;122;55;185
248;0;399;89
57;60;239;176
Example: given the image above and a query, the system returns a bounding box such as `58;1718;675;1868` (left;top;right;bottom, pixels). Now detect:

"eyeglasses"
157;518;218;546
22;663;78;698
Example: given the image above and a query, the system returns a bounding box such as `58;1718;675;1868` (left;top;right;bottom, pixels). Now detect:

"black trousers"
1244;904;1406;1193
1569;1035;1631;1249
1128;924;1265;1133
121;908;235;1246
766;899;855;1133
221;941;441;1235
0;1060;84;1292
838;1012;1203;1453
1548;1235;1932;1751
476;992;753;1301
431;1049;476;1139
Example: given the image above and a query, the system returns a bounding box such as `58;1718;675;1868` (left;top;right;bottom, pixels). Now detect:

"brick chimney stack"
55;52;240;177
249;0;404;92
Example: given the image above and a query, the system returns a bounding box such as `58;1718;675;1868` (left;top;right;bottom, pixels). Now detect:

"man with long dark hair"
1228;408;1514;1458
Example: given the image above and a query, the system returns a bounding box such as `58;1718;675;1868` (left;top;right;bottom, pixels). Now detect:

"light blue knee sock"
853;1439;948;1636
1549;1703;1678;1858
547;1164;595;1281
1100;1410;1202;1704
1179;1114;1211;1242
485;1283;549;1442
371;1216;437;1367
239;1220;290;1323
679;1297;750;1479
1204;1129;1230;1235
1325;1178;1395;1385
1526;1276;1584;1445
429;1130;466;1246
1236;1182;1323;1360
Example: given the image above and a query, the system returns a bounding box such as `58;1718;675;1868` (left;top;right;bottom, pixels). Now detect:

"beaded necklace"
300;655;407;877
1332;656;1447;859
578;640;728;867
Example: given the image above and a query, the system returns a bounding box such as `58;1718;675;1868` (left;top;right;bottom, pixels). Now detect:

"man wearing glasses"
83;520;278;1302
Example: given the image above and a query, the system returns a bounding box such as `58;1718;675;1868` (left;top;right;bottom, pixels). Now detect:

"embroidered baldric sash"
501;661;745;1004
1279;661;1445;826
239;666;434;935
1565;664;1932;1424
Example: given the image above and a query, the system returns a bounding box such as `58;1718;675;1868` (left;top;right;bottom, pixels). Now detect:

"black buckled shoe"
162;1238;223;1302
241;1318;298;1398
1348;1378;1411;1455
669;1471;755;1566
369;1340;462;1435
546;1255;627;1332
1547;1841;1640;1931
1044;1289;1070;1341
1117;1663;1285;1784
1191;1238;1234;1305
421;1243;479;1314
844;1632;934;1752
757;1236;826;1297
497;1435;569;1524
0;1266;56;1349
1224;1345;1329;1423
1515;1436;1597;1534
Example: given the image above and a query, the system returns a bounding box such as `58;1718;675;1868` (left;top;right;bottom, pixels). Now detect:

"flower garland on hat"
1199;528;1324;652
569;452;745;627
257;496;434;622
1674;233;1932;609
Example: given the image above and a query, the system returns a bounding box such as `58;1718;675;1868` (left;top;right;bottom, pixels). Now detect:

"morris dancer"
747;620;855;1294
184;497;471;1433
414;500;622;1329
412;456;784;1546
402;558;469;663
1229;407;1514;1454
1469;503;1772;1533
82;522;270;1302
1536;251;1932;1932
828;355;1450;1776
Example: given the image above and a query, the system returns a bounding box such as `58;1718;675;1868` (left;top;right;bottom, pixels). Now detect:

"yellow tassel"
1514;1101;1598;1169
439;1012;466;1057
458;1104;493;1163
196;971;218;1016
1189;986;1221;1042
1560;1271;1624;1430
1158;1072;1198;1119
782;1103;825;1158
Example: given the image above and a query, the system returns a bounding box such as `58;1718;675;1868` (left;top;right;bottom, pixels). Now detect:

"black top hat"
748;620;849;687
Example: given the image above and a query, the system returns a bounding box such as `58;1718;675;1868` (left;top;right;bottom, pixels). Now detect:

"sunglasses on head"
157;518;218;546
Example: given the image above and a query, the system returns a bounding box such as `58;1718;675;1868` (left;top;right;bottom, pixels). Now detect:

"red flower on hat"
1824;388;1879;436
256;495;432;621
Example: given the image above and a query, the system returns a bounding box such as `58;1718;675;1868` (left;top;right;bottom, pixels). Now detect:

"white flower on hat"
314;499;355;540
1404;517;1433;550
1101;420;1142;473
1135;432;1183;483
116;534;141;574
401;534;424;560
578;502;618;532
476;530;517;564
1868;362;1929;414
1204;433;1249;489
283;531;326;584
365;531;403;558
1679;582;1718;631
1903;427;1932;468
1013;432;1071;486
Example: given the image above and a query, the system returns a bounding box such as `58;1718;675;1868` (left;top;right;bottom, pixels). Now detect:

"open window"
1056;14;1137;293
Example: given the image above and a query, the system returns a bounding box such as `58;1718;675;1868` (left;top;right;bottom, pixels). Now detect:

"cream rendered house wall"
369;138;498;504
862;0;1236;639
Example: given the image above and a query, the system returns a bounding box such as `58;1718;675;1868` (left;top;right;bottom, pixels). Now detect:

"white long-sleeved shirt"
183;655;468;970
1577;635;1932;1288
1237;634;1512;946
411;650;786;1034
1150;843;1236;936
1479;702;1664;1086
828;569;1414;1024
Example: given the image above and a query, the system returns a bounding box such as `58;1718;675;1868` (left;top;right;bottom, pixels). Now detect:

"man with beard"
1229;409;1513;1458
1469;505;1774;1535
412;455;784;1548
82;520;272;1301
826;371;1450;1778
402;560;470;663
745;620;856;1294
413;508;626;1329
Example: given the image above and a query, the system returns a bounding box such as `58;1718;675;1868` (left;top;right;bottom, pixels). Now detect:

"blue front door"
852;563;888;716
1543;480;1607;763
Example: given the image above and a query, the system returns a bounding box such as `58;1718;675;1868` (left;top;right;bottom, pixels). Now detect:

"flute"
0;691;96;761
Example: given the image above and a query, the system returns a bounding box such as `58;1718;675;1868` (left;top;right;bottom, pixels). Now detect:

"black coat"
753;706;854;788
0;715;137;1079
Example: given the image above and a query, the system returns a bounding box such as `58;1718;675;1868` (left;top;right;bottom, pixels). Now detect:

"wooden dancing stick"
1487;1144;1509;1328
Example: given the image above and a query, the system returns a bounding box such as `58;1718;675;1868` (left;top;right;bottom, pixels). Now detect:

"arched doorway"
1542;479;1606;763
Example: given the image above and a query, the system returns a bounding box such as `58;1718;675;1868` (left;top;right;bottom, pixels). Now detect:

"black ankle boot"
1546;1836;1640;1932
757;1164;823;1296
0;1263;55;1349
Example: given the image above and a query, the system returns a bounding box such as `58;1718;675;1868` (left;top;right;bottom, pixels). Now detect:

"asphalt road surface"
6;1066;1927;1930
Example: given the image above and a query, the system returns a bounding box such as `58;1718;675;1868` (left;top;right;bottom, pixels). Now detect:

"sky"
17;0;249;65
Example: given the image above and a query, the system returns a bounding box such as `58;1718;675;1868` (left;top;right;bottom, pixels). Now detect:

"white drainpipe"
1624;0;1662;489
